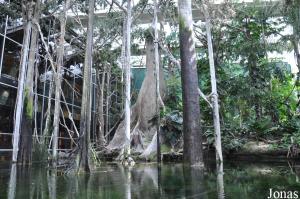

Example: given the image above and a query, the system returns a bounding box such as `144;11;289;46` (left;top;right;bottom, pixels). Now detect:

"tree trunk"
19;0;41;165
52;0;70;162
96;69;106;147
77;0;95;172
203;3;223;163
105;65;111;139
107;37;166;157
12;1;34;163
178;0;203;166
42;81;54;146
153;0;161;163
124;0;132;157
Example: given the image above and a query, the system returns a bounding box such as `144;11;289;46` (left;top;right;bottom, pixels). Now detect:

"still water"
0;161;300;199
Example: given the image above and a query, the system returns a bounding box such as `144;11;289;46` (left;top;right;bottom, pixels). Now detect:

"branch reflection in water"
3;162;300;199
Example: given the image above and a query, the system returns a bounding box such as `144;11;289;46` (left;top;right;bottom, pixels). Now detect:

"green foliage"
160;1;300;152
165;72;182;113
274;118;300;149
0;0;21;19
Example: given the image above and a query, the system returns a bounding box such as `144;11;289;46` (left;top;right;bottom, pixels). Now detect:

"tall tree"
96;69;106;147
124;0;132;157
18;0;41;164
153;0;161;163
178;0;203;166
77;0;95;172
52;0;70;162
203;2;223;163
12;0;35;163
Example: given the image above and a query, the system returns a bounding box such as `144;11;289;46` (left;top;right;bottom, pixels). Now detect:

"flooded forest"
1;0;300;198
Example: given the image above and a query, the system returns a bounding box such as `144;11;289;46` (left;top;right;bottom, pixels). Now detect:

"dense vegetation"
163;1;300;153
0;0;299;169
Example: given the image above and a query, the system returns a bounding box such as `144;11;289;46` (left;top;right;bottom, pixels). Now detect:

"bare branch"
198;88;213;108
104;0;127;13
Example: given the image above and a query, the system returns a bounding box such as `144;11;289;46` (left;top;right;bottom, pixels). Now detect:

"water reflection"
184;166;205;198
3;162;300;199
48;170;56;199
217;163;225;199
125;168;131;199
7;164;16;199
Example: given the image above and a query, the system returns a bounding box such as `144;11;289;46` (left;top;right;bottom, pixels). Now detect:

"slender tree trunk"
105;65;111;138
203;3;223;163
178;0;203;166
153;0;161;163
77;0;95;172
19;0;41;165
42;81;54;146
124;0;132;157
12;1;33;163
121;16;126;114
52;0;70;162
96;69;106;147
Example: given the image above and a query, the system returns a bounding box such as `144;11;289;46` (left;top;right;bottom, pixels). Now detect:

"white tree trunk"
96;69;106;146
105;65;111;137
203;4;223;163
124;0;132;156
52;0;70;161
153;0;161;162
77;0;95;172
12;20;32;162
